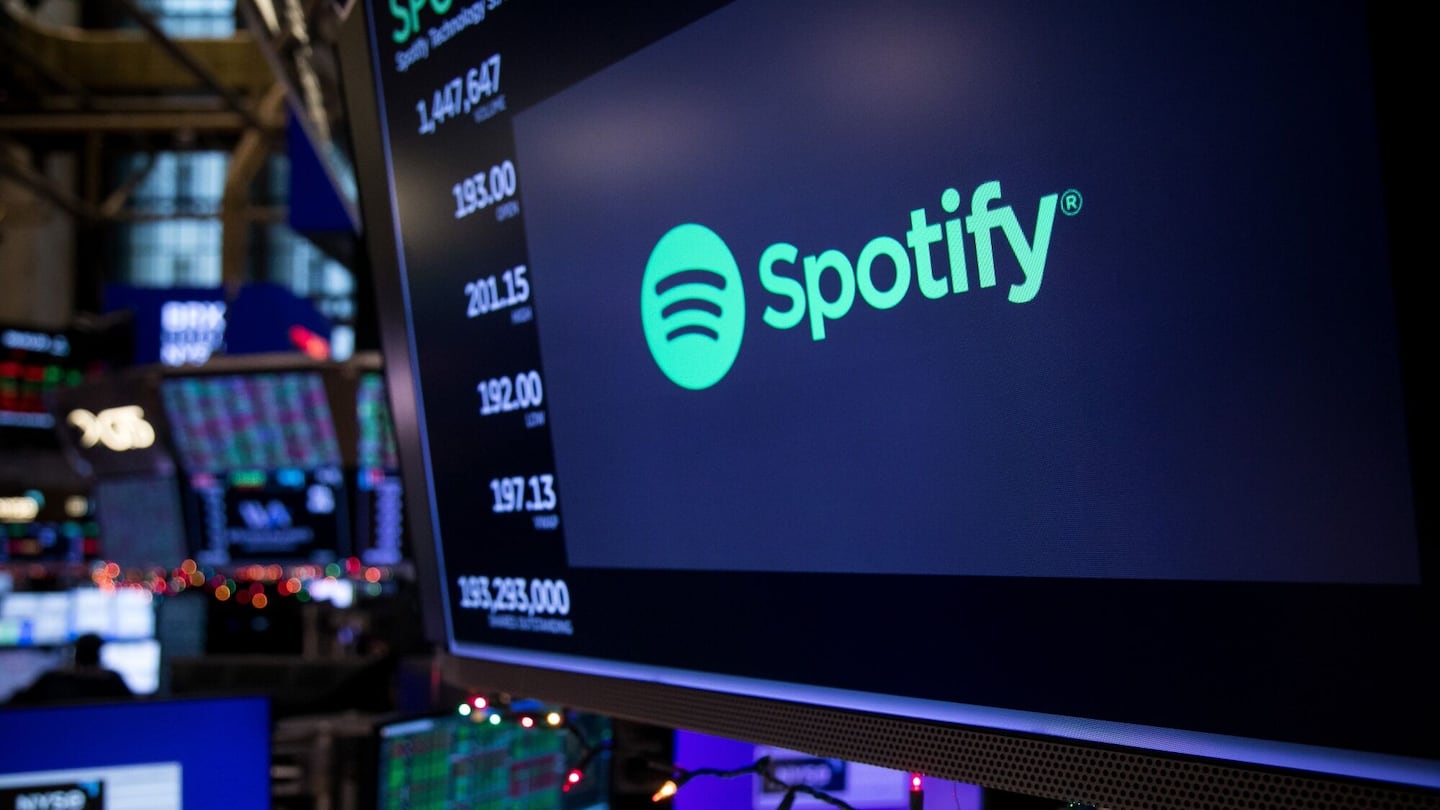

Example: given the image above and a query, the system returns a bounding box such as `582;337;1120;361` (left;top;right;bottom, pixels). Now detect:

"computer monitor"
1;325;93;450
161;365;350;566
0;695;270;810
1;587;155;650
70;587;157;643
353;370;405;566
91;474;189;572
99;639;162;695
0;648;63;703
340;1;1436;806
0;591;71;647
375;708;609;810
1;487;97;566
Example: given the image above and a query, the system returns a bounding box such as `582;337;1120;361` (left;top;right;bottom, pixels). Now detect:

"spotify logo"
642;180;1073;389
640;224;747;391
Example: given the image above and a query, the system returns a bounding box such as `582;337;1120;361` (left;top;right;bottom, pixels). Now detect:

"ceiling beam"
98;152;157;218
0;26;95;108
0;111;272;134
0;147;100;221
108;0;264;130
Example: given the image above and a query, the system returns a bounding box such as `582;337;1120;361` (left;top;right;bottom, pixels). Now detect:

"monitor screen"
343;0;1436;800
0;695;270;810
93;475;188;571
376;708;609;810
0;648;62;703
1;488;98;566
161;372;341;475
180;468;348;566
99;639;162;695
0;591;71;647
1;588;154;649
70;587;156;643
0;326;90;447
161;371;348;565
354;372;405;565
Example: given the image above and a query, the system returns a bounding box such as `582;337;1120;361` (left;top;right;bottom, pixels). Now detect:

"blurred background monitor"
1;325;99;451
374;708;610;810
353;370;404;566
0;487;97;566
99;638;162;695
91;474;188;572
0;587;156;650
0;647;63;704
161;367;350;566
69;587;156;642
162;370;341;476
0;696;270;810
0;591;71;647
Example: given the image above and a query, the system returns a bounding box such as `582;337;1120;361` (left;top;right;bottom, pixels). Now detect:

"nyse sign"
67;406;156;452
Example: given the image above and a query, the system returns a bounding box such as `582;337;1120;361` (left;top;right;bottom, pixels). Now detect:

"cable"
646;755;860;810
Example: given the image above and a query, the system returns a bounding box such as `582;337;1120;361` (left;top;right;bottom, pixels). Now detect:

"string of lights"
81;556;398;608
452;693;613;794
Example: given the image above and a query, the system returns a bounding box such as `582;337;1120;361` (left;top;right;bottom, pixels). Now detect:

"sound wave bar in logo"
640;224;746;390
655;268;729;339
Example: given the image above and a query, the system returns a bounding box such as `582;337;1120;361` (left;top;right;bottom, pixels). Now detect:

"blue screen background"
0;696;270;809
515;0;1417;582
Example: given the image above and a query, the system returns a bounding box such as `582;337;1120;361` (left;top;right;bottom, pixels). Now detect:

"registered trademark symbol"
1061;189;1083;216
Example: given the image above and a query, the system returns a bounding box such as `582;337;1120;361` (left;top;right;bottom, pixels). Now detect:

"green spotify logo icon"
640;223;747;391
641;180;1075;389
